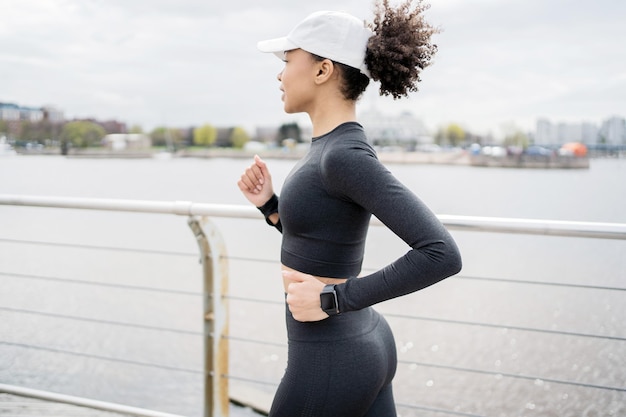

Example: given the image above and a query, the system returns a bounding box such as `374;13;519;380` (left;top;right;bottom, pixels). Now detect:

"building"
535;118;599;146
581;123;600;145
98;119;127;134
535;118;554;145
255;126;279;144
102;134;151;151
359;109;431;148
599;116;626;145
20;106;44;122
42;106;65;123
0;103;20;121
1;102;64;123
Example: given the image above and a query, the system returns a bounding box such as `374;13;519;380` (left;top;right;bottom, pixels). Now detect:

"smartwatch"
320;284;340;316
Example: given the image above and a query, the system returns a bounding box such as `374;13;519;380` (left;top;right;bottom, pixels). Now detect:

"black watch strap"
320;284;340;316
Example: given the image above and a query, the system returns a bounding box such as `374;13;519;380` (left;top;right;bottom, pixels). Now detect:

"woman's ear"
314;59;335;85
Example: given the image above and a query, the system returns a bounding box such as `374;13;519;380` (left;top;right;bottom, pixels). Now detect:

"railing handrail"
1;194;625;240
2;193;625;416
0;383;186;417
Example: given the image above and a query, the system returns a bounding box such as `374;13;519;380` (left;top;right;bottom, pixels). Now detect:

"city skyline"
2;0;625;138
2;98;625;146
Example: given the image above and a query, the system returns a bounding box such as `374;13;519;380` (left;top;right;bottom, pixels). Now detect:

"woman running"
238;1;462;415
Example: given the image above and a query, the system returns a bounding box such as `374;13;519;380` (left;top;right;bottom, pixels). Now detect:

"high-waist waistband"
285;302;381;343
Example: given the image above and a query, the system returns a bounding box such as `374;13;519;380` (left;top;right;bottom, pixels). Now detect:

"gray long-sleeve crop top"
274;122;462;313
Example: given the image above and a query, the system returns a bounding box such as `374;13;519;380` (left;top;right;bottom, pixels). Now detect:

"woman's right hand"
237;155;275;207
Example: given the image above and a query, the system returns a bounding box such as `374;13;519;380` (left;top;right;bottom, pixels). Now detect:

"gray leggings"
269;304;397;417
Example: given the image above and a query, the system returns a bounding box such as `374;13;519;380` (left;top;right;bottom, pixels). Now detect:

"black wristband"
257;194;281;232
257;193;279;218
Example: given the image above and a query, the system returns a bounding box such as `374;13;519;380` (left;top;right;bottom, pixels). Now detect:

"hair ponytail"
365;0;440;99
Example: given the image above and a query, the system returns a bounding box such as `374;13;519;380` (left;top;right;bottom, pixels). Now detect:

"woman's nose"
277;71;283;82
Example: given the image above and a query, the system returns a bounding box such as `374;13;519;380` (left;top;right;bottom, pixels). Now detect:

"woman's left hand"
283;270;328;322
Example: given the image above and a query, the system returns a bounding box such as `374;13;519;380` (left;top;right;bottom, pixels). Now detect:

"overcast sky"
2;0;624;137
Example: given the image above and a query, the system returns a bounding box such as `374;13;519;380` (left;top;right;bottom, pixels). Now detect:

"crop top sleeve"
274;122;462;313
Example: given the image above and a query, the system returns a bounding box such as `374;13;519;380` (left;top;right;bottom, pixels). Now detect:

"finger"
237;178;257;195
242;166;263;192
248;163;264;185
238;172;259;194
254;155;271;181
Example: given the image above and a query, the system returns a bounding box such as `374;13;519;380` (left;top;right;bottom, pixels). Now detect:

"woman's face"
277;49;319;114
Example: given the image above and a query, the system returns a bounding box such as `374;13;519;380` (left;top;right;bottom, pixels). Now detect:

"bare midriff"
281;264;348;292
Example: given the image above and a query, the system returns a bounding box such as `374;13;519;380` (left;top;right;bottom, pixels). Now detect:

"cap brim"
257;37;298;59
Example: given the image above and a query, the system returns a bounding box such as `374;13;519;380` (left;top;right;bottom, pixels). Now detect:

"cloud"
1;0;625;135
375;0;626;133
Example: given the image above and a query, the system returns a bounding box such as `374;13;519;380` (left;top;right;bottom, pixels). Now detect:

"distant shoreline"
177;148;473;165
14;146;472;165
13;147;593;169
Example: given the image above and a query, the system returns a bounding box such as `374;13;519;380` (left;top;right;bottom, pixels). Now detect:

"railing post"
188;216;229;417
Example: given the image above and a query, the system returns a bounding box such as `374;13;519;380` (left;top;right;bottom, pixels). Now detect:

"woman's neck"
308;98;357;137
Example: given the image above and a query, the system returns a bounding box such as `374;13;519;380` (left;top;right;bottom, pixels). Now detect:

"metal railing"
1;194;625;417
2;193;625;239
0;383;185;417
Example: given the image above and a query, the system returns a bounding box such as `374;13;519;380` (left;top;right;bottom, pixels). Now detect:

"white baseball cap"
257;11;374;78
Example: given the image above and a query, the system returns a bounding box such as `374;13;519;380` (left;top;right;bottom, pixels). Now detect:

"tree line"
3;117;530;152
0;119;307;152
0;119;256;151
434;123;530;148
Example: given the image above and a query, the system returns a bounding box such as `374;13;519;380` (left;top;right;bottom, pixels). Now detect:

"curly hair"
366;0;440;99
311;0;439;101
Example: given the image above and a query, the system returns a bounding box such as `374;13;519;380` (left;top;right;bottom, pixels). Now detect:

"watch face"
320;292;336;311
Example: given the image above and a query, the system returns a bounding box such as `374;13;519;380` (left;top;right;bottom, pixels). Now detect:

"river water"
0;154;624;417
